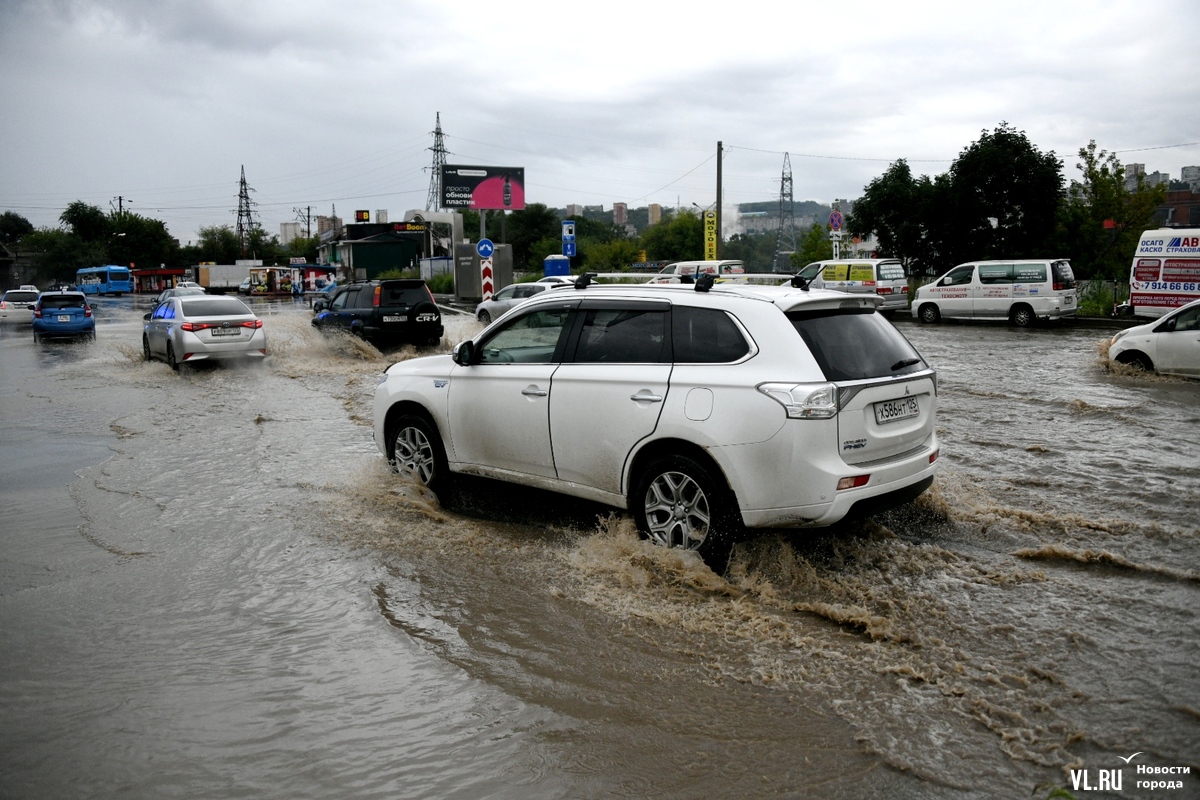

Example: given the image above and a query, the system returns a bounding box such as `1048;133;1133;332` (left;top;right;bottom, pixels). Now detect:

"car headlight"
758;382;839;419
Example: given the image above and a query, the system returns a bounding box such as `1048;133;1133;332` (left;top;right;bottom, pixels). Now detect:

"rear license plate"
874;396;919;425
211;327;239;336
383;315;407;323
57;315;70;322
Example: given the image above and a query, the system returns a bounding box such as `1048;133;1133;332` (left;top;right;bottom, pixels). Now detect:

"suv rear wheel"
632;454;737;571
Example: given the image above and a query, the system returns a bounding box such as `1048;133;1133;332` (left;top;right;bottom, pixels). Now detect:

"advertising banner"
441;165;526;210
704;211;717;260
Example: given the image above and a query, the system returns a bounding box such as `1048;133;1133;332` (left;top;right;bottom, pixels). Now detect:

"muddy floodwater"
1;296;1196;799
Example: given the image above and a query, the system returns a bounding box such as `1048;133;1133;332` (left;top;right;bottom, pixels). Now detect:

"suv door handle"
522;386;548;397
630;393;663;403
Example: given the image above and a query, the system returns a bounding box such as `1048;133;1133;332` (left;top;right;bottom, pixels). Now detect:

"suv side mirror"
453;340;475;366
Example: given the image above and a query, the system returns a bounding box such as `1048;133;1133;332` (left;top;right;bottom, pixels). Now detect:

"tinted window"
877;262;906;280
180;297;253;317
1013;264;1048;283
478;307;570;364
978;264;1013;285
380;282;430;305
672;306;750;363
573;309;668;363
330;288;355;310
943;266;974;286
4;291;39;303
40;294;86;309
152;304;168;320
787;309;926;381
354;286;377;309
1051;261;1075;288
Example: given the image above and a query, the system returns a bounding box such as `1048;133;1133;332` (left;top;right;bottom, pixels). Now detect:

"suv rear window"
4;291;39;303
672;307;749;363
379;281;431;306
39;294;87;309
787;309;926;381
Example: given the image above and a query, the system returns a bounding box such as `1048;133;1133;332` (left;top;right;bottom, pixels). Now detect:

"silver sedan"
143;295;267;370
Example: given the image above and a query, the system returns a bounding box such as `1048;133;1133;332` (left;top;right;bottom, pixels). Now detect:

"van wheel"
390;413;449;494
919;303;941;324
1011;305;1034;328
631;454;737;572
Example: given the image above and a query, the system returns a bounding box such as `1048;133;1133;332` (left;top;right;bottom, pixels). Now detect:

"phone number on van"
1141;282;1199;291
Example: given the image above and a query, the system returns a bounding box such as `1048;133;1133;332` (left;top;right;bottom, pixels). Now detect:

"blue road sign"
477;238;495;258
563;241;577;257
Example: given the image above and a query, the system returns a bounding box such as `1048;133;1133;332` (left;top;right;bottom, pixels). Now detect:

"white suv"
373;277;940;566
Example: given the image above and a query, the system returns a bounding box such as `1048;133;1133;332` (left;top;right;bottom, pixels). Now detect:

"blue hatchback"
32;291;96;342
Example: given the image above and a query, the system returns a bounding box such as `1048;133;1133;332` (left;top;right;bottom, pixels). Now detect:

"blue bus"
76;265;133;296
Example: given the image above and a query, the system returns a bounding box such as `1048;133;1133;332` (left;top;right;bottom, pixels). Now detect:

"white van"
1124;228;1200;318
912;259;1077;327
796;258;909;315
646;260;746;284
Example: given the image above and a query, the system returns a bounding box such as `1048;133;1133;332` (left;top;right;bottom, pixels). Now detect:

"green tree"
1058;141;1167;280
59;201;111;243
640;211;703;261
721;231;779;272
109;211;180;270
0;211;34;245
579;238;641;272
195;225;242;264
947;122;1064;260
21;227;105;285
791;224;834;266
846;160;928;269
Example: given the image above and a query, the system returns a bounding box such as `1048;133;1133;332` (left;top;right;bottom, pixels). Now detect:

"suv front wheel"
632;454;737;571
390;413;449;494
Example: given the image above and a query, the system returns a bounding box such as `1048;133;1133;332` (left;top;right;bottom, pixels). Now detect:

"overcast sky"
2;0;1198;244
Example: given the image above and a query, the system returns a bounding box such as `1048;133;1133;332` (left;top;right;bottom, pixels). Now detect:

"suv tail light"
84;306;93;317
373;285;382;307
758;382;839;419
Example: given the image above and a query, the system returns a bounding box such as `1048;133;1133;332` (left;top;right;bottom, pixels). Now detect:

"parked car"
795;258;909;316
143;295;266;370
0;288;41;324
1108;297;1200;377
32;291;95;342
475;282;552;323
373;280;939;568
535;276;578;285
311;280;442;346
237;277;253;295
155;285;207;304
912;259;1077;326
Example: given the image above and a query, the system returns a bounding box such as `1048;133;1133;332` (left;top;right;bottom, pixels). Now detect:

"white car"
1108;298;1200;377
0;288;40;324
374;279;940;567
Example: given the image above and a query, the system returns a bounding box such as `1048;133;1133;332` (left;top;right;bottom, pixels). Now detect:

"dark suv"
312;280;443;346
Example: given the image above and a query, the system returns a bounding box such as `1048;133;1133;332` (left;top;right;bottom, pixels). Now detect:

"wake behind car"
32;291;95;342
373;279;939;568
143;295;266;370
312;279;442;346
1108;297;1200;377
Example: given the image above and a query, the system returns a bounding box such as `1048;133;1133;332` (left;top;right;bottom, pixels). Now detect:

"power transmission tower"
235;165;260;258
774;152;798;272
294;206;313;238
425;112;448;212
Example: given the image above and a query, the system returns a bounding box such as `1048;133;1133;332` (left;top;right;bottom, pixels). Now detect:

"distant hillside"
738;200;832;217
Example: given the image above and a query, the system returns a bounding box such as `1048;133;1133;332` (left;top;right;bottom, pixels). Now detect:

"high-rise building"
565;204;583;217
1181;166;1200;191
648;204;662;225
280;222;302;245
613;202;628;225
316;215;343;237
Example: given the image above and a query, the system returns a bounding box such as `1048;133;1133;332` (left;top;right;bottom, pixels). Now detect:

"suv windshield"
787;309;926;381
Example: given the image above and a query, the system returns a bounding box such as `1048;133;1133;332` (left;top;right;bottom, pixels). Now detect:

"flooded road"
1;297;1196;798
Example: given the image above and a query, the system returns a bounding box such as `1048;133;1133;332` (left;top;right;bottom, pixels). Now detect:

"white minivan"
796;259;909;315
912;259;1076;327
646;260;746;284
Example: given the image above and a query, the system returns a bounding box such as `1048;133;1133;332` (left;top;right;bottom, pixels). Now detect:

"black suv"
312;280;443;346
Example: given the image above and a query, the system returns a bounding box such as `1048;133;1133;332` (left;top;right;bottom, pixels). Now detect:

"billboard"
441;165;525;210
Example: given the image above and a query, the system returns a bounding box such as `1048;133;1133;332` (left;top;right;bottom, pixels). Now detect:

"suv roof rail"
574;272;598;289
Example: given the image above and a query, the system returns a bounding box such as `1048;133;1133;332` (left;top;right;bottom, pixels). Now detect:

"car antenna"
574;272;597;289
695;273;716;293
790;274;810;291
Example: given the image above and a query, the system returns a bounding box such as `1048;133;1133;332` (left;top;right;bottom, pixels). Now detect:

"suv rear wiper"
890;358;921;371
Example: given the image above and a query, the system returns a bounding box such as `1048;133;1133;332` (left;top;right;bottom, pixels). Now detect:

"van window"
877;262;906;280
942;265;974;286
798;263;823;281
1012;264;1047;283
1051;261;1076;289
978;264;1013;285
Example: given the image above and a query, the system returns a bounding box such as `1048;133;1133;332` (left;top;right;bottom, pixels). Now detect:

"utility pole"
715;141;723;259
774;153;798;272
235;165;259;258
426;112;448;212
294;206;313;238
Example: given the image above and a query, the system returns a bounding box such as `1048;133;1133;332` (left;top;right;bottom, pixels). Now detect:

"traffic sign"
562;220;576;240
563;241;577;257
829;211;843;231
477;238;495;258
